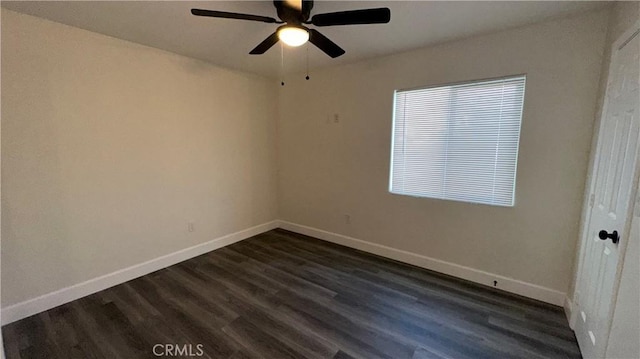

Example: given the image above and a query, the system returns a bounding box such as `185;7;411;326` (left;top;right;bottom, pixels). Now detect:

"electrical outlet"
333;114;340;123
188;222;195;232
344;214;351;225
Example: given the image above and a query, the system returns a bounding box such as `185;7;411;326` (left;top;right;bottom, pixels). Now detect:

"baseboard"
1;220;279;325
564;296;577;330
2;219;567;325
278;221;566;306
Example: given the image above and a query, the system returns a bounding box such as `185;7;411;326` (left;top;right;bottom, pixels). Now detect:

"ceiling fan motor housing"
274;0;313;24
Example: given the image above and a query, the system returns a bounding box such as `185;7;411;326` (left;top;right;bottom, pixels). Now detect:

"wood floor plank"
274;289;418;359
239;308;339;359
222;316;306;359
3;229;581;359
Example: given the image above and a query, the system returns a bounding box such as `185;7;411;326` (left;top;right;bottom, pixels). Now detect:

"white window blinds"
390;75;526;207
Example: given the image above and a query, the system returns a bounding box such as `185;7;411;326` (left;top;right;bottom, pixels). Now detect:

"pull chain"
305;43;310;80
280;42;285;86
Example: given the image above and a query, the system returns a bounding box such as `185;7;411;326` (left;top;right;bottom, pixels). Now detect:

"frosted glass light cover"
278;26;309;47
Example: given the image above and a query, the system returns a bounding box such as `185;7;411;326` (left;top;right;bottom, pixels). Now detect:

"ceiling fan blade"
249;32;280;55
311;8;390;26
302;0;314;20
191;9;278;23
308;29;345;58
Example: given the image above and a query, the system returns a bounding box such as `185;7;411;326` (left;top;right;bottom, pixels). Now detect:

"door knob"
598;230;619;244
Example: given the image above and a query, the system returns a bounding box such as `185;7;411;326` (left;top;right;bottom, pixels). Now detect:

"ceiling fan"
191;0;391;58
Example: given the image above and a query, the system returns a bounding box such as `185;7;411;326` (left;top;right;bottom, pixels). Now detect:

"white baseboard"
278;221;566;306
2;219;567;325
1;220;279;325
564;296;577;329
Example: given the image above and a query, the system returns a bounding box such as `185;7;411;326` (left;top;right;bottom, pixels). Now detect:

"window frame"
388;74;527;207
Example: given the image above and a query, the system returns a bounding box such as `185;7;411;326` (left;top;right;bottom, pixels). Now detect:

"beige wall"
602;3;640;358
0;3;618;313
277;9;609;294
1;10;278;307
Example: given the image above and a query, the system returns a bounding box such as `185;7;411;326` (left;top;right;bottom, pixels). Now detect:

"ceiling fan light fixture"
278;25;309;47
192;1;391;58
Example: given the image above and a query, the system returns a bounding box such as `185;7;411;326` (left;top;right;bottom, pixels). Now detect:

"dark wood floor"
3;229;581;359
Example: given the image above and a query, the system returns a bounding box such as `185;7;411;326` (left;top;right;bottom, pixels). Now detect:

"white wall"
1;9;278;307
277;9;609;296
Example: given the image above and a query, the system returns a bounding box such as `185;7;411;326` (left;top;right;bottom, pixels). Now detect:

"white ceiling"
2;1;609;77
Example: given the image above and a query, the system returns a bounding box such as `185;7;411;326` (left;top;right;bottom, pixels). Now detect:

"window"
389;75;526;207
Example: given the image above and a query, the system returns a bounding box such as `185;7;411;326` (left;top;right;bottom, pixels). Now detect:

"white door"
575;24;640;359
